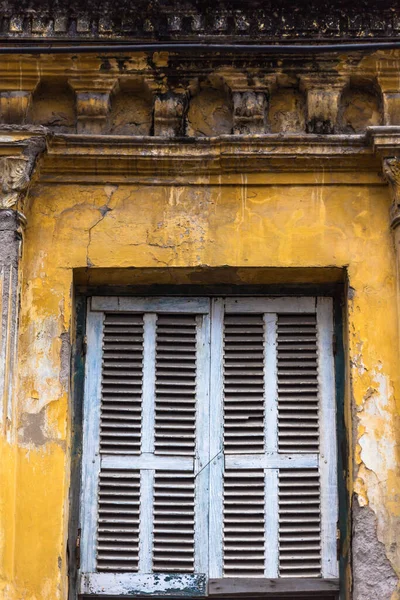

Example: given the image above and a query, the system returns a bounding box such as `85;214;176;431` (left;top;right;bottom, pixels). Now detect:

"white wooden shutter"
80;295;338;596
80;298;210;596
209;297;338;581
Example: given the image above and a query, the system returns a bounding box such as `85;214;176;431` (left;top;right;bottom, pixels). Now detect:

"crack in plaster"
86;185;117;267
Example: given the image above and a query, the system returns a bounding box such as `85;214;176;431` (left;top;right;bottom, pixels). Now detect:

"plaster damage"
349;289;400;597
1;168;397;600
353;501;398;599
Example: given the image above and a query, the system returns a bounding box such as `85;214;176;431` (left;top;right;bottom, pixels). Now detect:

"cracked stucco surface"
353;499;398;599
1;177;400;599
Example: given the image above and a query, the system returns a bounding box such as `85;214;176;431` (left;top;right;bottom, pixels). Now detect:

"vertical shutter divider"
264;313;279;576
141;313;157;454
139;469;155;573
264;469;279;577
317;297;338;578
264;313;278;452
81;305;104;573
139;313;157;573
194;312;211;574
209;298;225;578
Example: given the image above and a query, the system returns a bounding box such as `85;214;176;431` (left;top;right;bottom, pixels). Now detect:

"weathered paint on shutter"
81;295;338;595
212;297;338;581
80;299;210;596
208;300;268;578
154;314;198;456
223;470;265;576
100;313;144;455
153;471;196;572
97;469;141;572
223;314;265;454
96;313;145;572
222;311;266;576
277;314;319;454
278;469;321;578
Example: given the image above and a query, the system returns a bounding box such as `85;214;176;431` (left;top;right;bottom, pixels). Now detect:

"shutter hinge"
82;336;87;357
76;528;81;569
332;333;337;355
336;527;341;560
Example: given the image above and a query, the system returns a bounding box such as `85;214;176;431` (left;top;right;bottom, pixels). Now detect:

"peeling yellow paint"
0;173;398;599
1;56;400;596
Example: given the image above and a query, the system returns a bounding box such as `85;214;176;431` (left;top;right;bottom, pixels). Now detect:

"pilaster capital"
0;133;45;213
382;157;400;229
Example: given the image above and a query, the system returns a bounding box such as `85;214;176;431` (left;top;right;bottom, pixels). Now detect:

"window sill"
80;574;339;597
208;578;340;597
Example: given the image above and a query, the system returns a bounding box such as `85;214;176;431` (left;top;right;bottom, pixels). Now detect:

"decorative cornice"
0;0;399;42
3;126;400;185
38;132;376;181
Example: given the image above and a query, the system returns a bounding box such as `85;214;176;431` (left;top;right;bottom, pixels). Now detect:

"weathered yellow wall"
1;176;400;599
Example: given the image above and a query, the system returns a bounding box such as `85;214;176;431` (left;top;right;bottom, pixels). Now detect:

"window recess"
79;296;339;597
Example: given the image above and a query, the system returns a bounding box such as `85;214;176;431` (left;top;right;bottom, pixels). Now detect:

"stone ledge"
2;127;399;180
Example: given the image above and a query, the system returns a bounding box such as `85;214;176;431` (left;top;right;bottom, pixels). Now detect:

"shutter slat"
96;470;140;572
153;471;195;573
223;470;265;577
100;313;144;455
277;315;319;454
155;314;197;456
278;469;321;578
223;314;265;455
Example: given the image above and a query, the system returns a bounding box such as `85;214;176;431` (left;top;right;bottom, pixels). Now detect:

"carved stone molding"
233;92;267;135
154;93;187;138
0;0;399;42
382;157;400;229
0;156;33;209
0;138;45;210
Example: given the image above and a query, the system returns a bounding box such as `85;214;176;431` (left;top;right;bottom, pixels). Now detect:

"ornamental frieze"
0;0;399;41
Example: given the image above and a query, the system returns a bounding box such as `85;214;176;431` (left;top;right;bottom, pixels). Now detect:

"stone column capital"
382;157;400;229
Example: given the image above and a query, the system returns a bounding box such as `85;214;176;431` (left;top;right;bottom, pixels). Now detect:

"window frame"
73;294;341;599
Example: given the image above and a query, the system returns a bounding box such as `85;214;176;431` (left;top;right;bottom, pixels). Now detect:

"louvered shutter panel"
80;295;338;596
209;297;338;581
80;298;210;596
223;313;266;577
